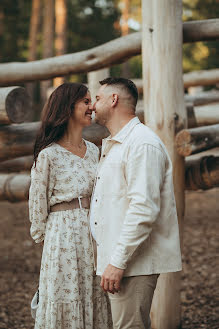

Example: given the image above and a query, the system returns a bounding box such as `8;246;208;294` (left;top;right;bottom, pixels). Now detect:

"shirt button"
103;155;105;157
95;199;97;202
95;222;97;225
97;177;100;179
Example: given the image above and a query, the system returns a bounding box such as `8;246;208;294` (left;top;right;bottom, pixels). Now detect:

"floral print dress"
29;141;112;329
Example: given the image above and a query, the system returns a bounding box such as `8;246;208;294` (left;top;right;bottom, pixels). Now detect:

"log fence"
0;7;218;329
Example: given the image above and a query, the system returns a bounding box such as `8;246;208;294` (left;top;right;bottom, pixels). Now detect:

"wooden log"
185;155;219;190
193;102;219;127
185;91;219;106
135;72;219;94
141;1;186;328
184;69;219;88
0;86;31;124
88;69;109;103
183;19;219;43
0;173;30;202
0;19;219;86
0;109;217;163
0;155;33;173
176;124;219;157
0;122;109;162
0;155;217;203
137;100;219;128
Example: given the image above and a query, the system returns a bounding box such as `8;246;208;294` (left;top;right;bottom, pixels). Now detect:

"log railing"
0;19;218;86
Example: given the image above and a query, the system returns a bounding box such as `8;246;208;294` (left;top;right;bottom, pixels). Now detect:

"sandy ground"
0;188;218;329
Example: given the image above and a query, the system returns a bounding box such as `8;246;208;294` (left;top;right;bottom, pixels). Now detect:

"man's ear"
112;94;119;107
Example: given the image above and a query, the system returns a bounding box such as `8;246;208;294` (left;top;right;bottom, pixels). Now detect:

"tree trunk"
141;1;186;328
26;0;41;101
40;0;55;104
175;124;219;157
185;155;219;190
1;19;219;86
0;86;32;124
54;0;67;87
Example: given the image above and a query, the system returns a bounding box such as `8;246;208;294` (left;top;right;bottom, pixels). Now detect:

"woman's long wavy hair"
34;82;88;164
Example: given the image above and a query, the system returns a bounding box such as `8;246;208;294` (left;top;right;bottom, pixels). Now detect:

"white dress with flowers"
29;141;112;329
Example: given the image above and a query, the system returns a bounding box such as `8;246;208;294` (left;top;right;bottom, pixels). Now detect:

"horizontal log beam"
185;155;219;190
185;91;219;106
0;106;218;163
193;103;219;127
0;19;218;86
0;155;33;172
184;69;219;88
0;86;31;124
134;70;219;92
0;173;30;202
175;124;219;157
183;19;219;43
136;101;219;128
1;154;218;202
0;122;109;162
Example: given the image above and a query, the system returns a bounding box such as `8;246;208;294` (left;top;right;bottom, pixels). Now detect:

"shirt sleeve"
110;143;166;269
29;151;51;243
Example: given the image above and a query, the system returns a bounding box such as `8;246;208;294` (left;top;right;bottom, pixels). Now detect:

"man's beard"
94;115;106;127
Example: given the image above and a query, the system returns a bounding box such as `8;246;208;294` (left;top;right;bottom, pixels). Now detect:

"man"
90;78;182;329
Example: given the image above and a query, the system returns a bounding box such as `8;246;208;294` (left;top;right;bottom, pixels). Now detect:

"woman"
29;83;112;329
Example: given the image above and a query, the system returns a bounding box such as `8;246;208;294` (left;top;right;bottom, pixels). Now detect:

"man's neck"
106;114;136;137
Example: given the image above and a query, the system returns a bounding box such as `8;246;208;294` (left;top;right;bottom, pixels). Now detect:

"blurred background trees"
0;0;218;104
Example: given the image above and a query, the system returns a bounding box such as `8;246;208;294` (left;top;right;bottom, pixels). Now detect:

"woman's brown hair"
34;82;88;164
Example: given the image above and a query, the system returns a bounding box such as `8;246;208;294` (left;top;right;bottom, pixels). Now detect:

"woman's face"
72;91;93;127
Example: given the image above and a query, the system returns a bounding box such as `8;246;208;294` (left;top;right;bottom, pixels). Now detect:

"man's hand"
101;264;124;294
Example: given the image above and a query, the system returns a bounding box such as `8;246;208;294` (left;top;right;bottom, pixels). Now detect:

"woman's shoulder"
37;144;56;162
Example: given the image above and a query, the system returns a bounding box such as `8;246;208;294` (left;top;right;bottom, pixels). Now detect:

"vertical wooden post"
141;1;186;329
87;69;109;103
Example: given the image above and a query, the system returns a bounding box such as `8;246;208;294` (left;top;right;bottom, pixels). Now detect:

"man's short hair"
99;77;138;107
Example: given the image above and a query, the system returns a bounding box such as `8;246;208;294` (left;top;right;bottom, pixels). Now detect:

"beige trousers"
108;274;159;329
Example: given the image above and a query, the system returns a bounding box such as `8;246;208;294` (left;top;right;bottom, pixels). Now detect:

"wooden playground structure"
0;1;218;328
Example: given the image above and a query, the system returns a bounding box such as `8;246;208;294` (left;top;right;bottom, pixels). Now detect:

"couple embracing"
29;78;182;329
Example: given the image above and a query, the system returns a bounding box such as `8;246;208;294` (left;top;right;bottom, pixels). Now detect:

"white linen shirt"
90;117;182;276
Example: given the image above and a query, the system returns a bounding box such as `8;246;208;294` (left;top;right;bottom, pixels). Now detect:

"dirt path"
0;188;218;328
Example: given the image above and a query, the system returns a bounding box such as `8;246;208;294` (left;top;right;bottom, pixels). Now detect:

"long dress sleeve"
29;150;52;243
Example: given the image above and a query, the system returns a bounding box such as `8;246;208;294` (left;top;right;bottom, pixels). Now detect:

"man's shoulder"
127;123;164;150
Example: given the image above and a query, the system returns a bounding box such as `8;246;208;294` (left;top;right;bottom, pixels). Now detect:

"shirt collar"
104;117;140;144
